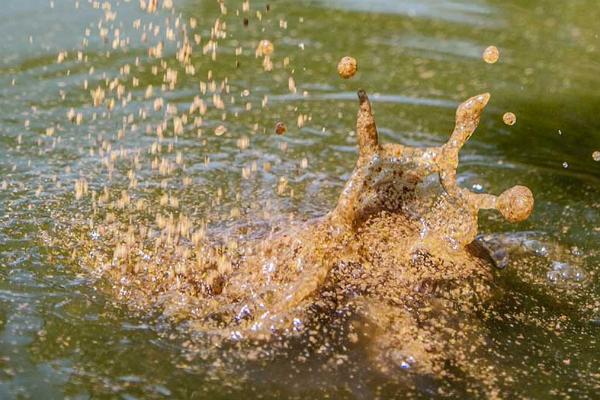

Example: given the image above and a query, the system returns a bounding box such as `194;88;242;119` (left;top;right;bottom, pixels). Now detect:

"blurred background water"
0;0;599;398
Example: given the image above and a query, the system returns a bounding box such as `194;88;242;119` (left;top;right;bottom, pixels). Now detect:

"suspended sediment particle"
593;151;600;161
483;46;500;64
337;56;357;79
502;112;516;126
275;122;287;135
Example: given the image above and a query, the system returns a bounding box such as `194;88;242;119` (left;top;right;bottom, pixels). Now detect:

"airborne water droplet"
214;125;227;136
502;112;516;126
337;56;357;79
482;46;500;64
275;122;286;135
257;39;274;56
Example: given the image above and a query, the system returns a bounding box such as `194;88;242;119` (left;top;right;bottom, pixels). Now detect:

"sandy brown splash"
53;88;534;395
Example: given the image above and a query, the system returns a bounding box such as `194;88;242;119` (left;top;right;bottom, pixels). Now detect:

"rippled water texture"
1;0;599;398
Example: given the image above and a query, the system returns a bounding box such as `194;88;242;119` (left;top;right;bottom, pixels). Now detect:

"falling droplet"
337;56;357;79
483;46;500;64
275;122;287;135
502;112;516;126
214;125;227;136
257;39;274;56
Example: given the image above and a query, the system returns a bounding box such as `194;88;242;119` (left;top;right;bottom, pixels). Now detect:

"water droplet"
275;121;287;135
214;125;227;136
552;261;568;271
257;39;274;56
337;56;357;79
502;112;516;126
483;46;500;64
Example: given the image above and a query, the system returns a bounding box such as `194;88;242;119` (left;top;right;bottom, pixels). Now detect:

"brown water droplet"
337;56;357;79
275;122;287;135
257;40;274;56
483;46;500;64
502;112;516;126
214;125;227;136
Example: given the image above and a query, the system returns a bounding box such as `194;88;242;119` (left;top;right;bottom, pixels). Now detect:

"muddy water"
0;0;599;398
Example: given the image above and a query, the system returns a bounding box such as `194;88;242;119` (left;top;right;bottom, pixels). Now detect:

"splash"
3;0;598;397
52;85;537;396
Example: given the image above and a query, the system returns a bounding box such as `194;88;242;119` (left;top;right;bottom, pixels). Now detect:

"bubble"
483;46;500;64
572;269;586;282
592;151;600;161
471;183;484;193
548;261;586;284
502;112;516;126
274;121;287;135
522;239;548;257
547;270;560;283
337;56;357;79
